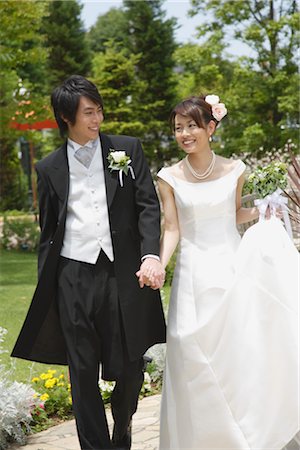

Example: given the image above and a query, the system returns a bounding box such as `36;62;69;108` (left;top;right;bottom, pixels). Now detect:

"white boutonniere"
107;149;135;187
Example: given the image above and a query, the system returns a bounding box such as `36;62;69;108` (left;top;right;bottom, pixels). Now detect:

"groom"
12;75;166;449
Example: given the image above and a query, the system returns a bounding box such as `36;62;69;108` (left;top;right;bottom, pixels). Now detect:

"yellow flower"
40;372;52;380
31;377;39;383
47;369;57;375
57;382;65;387
45;378;57;389
68;396;72;405
33;392;39;398
59;374;64;379
40;393;49;402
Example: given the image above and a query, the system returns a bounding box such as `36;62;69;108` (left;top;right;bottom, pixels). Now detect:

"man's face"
66;96;104;145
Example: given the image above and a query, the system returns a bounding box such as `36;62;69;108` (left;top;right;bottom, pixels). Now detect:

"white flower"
107;148;135;187
99;379;115;392
110;151;128;164
107;149;131;174
205;95;220;105
143;372;152;392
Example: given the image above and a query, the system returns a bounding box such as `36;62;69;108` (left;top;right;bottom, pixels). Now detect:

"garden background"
0;0;299;448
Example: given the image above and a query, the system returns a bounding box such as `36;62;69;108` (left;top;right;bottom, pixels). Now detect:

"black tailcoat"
12;133;166;365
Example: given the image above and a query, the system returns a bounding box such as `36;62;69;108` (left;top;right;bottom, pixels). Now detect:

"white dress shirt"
60;137;114;263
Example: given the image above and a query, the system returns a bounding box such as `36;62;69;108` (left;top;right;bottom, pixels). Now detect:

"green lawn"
0;249;68;383
0;249;170;385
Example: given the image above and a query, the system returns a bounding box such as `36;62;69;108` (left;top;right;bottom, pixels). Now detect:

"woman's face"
174;114;213;154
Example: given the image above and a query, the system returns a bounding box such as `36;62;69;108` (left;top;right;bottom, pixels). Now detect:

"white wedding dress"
157;160;299;450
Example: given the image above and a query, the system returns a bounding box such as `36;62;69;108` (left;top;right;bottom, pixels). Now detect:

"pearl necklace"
185;151;216;180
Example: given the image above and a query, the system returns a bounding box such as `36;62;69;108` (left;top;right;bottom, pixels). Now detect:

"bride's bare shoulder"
167;160;185;177
216;155;240;175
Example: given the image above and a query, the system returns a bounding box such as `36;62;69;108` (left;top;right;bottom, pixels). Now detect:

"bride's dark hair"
169;95;218;132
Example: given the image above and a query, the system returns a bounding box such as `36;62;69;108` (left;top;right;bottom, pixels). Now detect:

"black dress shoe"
111;420;132;450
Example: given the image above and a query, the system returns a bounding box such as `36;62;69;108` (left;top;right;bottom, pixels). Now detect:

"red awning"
10;119;58;130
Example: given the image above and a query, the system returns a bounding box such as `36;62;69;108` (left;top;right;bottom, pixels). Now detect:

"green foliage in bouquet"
245;161;288;199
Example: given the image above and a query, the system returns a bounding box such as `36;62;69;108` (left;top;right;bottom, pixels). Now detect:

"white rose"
205;94;220;105
111;151;126;163
212;103;227;121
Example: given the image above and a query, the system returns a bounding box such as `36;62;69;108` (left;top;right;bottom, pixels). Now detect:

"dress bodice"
157;160;246;250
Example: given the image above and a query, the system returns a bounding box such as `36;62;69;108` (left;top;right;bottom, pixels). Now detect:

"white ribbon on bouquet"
254;188;293;240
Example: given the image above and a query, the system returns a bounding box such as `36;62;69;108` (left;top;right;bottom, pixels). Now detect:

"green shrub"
31;369;72;431
164;250;177;286
30;364;156;430
0;215;39;252
0;327;40;449
0;210;29;217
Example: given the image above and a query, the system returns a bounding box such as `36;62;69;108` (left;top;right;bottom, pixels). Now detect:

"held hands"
136;258;165;290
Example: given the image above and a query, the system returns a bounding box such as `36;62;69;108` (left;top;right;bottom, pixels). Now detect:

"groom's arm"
130;138;165;288
131;138;161;255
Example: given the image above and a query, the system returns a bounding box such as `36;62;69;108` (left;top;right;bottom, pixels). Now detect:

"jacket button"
50;240;53;245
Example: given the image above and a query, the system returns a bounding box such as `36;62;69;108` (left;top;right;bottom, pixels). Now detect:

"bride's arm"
235;173;260;225
158;179;180;270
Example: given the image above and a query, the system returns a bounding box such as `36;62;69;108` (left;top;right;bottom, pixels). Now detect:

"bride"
156;95;299;449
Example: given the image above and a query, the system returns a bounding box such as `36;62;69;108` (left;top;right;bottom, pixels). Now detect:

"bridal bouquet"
246;161;292;238
246;161;288;199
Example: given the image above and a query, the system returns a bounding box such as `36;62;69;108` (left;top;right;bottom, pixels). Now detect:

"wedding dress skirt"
158;162;299;450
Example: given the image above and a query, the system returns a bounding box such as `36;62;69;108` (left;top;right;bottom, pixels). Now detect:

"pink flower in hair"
205;95;227;121
211;103;227;121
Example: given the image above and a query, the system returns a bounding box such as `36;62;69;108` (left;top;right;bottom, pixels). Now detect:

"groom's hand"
136;258;165;290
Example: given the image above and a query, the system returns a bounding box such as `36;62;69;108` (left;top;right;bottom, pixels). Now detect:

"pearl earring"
209;135;212;142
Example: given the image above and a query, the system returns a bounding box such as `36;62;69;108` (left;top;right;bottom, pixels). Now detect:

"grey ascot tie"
72;140;97;168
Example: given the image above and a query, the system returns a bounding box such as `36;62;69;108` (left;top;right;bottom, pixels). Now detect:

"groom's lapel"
100;133;118;208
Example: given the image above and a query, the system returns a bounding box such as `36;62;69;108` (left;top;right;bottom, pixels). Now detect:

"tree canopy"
87;8;129;52
0;0;49;210
188;0;299;153
42;0;91;89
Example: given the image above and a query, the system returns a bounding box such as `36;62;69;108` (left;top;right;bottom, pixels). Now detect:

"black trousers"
57;251;144;450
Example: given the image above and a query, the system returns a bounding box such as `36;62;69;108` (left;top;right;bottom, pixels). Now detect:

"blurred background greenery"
0;0;299;212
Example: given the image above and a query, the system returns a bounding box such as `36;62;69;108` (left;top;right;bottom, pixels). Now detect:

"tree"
42;0;91;89
123;0;179;162
92;44;149;136
0;0;49;210
87;8;129;53
91;42;168;159
188;0;299;154
173;42;236;155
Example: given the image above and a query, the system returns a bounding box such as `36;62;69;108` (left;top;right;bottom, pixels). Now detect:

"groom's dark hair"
51;75;103;137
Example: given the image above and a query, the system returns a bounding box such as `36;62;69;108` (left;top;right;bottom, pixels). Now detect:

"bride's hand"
136;258;165;289
265;206;283;220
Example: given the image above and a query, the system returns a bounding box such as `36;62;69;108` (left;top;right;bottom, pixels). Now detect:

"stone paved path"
8;393;300;450
9;394;161;450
